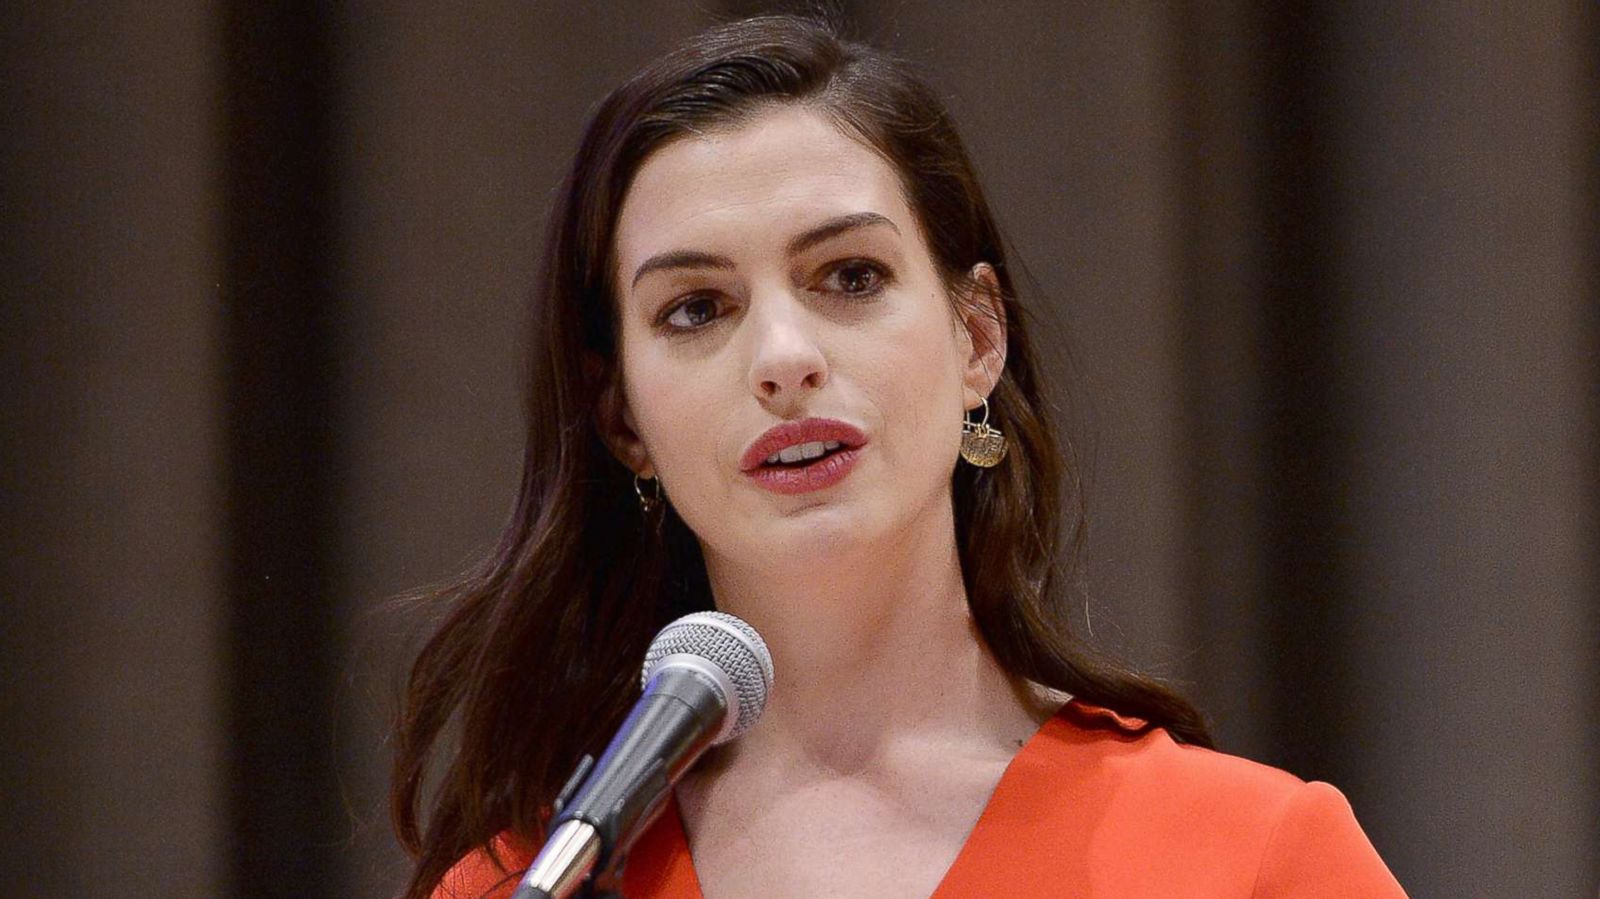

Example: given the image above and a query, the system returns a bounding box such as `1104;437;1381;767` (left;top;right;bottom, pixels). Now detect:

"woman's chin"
711;502;886;568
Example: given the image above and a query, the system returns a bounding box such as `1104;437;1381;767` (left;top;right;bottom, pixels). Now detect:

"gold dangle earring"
634;473;664;514
960;396;1008;468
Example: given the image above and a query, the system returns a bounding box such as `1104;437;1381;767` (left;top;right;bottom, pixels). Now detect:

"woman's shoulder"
998;699;1407;896
1049;699;1312;805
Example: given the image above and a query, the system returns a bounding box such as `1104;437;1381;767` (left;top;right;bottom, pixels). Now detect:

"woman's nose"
746;294;827;404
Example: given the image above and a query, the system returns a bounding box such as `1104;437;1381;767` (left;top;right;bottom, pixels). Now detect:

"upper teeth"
766;440;841;465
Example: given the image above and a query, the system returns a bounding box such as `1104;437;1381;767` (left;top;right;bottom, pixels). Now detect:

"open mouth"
759;440;846;469
740;418;867;494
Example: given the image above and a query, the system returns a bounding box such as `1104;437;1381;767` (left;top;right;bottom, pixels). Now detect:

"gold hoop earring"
960;396;1008;468
633;473;664;514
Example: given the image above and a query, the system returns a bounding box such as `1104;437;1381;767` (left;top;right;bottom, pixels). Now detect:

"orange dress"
434;700;1406;898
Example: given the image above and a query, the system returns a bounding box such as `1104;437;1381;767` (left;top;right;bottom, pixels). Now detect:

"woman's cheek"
639;384;728;512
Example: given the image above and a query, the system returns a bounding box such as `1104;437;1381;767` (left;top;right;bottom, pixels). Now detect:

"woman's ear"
591;357;655;479
958;262;1007;407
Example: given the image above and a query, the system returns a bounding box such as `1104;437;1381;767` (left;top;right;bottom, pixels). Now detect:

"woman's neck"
699;501;1048;776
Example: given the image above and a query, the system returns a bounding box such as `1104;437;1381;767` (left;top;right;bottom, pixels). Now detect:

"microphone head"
640;611;774;744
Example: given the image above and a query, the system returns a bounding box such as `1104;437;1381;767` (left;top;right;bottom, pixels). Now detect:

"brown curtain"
3;2;1594;896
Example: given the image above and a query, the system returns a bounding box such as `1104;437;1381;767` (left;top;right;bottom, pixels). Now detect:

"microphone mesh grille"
640;611;774;742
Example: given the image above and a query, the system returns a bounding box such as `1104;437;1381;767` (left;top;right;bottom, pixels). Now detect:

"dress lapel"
620;702;1123;898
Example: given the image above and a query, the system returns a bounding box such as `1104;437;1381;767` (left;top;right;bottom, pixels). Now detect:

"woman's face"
605;105;1003;571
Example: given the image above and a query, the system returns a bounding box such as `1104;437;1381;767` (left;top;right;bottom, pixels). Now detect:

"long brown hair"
391;13;1213;898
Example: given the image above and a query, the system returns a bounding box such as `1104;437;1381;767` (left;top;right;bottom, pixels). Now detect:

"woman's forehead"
613;107;917;276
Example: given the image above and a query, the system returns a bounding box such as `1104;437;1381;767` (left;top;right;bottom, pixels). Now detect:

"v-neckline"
631;699;1107;898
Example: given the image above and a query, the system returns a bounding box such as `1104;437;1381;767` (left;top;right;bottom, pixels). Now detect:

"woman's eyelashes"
820;258;890;297
664;294;721;330
656;258;894;334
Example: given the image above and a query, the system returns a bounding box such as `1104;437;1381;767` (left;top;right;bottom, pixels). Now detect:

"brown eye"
665;295;720;330
826;260;887;296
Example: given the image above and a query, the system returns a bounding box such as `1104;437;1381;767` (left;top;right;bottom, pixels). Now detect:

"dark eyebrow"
784;211;901;256
629;211;901;290
629;250;736;290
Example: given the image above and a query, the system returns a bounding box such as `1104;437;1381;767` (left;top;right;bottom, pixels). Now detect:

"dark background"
3;2;1596;896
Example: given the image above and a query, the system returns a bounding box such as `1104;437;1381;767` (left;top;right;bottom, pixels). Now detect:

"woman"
393;14;1405;899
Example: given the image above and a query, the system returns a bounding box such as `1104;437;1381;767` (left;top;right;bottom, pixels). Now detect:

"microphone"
511;611;774;899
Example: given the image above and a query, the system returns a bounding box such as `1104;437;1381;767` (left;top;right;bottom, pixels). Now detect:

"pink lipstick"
740;418;867;495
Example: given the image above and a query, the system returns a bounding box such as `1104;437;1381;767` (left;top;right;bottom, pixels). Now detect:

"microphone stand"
517;754;634;899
